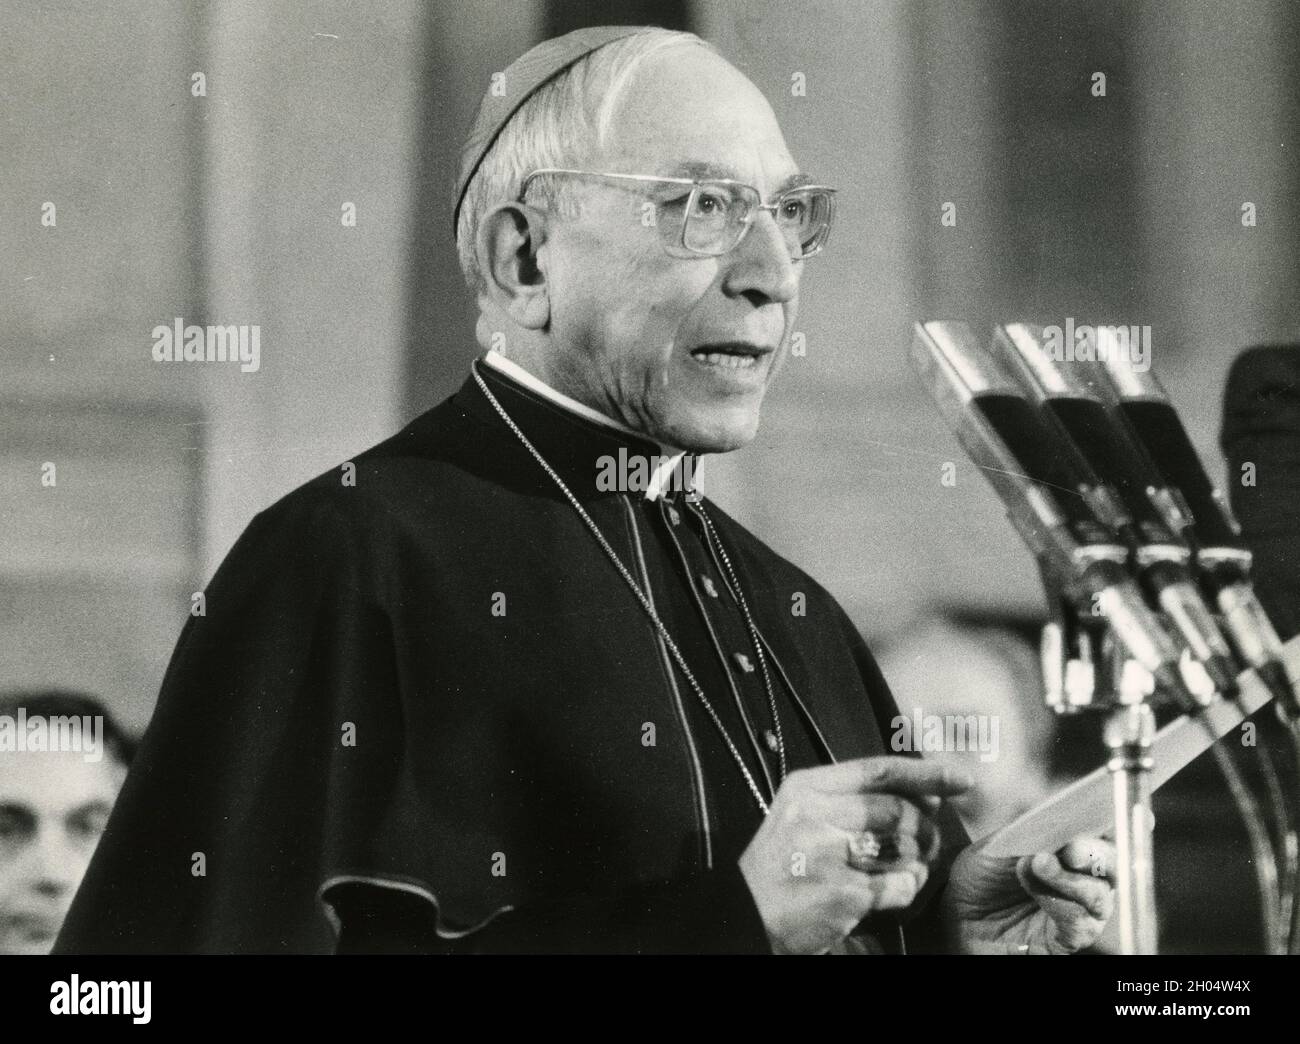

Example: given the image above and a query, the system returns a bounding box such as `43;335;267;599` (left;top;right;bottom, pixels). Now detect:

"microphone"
991;323;1241;699
1092;346;1297;716
911;321;1200;708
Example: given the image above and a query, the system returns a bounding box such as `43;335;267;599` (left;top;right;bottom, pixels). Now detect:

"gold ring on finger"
847;830;901;871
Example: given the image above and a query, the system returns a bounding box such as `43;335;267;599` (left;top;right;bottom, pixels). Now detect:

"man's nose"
22;824;81;896
720;210;800;305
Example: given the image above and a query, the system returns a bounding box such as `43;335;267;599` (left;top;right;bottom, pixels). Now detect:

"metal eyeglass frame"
517;167;837;259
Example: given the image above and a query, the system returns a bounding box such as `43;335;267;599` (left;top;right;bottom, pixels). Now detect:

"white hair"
455;28;715;295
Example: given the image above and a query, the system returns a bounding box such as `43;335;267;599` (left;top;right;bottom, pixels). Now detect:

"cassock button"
733;652;755;673
701;575;719;598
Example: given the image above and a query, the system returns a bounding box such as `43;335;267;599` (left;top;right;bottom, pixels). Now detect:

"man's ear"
477;202;551;330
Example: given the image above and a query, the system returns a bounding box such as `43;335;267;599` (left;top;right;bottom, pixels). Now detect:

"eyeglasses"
518;168;837;260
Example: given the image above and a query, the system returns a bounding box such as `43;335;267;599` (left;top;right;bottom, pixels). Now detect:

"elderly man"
56;25;1114;955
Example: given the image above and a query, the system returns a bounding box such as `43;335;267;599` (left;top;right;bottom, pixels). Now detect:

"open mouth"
689;342;771;371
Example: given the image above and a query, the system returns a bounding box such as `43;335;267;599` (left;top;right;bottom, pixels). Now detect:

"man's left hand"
941;835;1116;954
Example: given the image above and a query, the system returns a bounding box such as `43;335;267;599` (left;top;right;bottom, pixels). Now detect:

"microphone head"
1221;345;1300;640
995;323;1114;404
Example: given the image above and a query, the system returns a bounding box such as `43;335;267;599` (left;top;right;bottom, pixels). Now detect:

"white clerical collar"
482;350;698;502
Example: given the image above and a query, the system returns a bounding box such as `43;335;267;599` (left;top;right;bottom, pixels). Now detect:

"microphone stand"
1041;568;1160;954
1043;592;1290;953
1104;684;1160;954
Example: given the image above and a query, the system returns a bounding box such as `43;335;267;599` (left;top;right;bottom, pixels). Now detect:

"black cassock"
56;359;966;954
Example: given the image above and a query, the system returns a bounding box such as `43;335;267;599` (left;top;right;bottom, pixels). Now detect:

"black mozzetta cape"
56;360;965;954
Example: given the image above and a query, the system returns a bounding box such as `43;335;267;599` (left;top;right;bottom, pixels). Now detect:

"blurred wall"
1133;2;1300;455
1;1;426;730
2;1;207;732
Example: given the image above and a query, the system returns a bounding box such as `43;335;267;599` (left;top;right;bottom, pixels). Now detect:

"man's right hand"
737;756;972;954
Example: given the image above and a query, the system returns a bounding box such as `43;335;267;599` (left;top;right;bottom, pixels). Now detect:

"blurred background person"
876;611;1056;840
875;608;1289;954
0;691;135;954
1223;344;1300;642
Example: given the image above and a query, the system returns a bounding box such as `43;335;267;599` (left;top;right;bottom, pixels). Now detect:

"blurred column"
200;1;422;573
1132;0;1300;472
404;2;543;416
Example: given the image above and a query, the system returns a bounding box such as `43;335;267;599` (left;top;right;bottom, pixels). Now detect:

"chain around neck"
471;364;786;814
